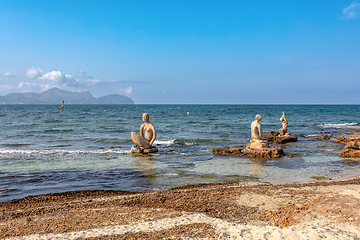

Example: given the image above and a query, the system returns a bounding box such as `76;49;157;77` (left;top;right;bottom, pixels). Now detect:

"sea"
1;104;360;202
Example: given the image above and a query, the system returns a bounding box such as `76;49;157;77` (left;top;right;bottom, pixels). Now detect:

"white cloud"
25;68;100;91
2;71;17;78
26;67;44;79
120;86;133;95
343;2;360;18
38;70;80;87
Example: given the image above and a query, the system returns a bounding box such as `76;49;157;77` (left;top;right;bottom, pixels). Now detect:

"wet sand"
1;177;360;239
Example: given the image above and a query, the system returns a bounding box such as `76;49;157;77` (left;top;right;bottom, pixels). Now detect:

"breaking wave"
0;149;131;155
154;139;176;146
316;123;358;128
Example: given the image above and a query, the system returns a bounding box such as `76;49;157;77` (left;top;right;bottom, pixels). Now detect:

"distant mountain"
0;88;134;104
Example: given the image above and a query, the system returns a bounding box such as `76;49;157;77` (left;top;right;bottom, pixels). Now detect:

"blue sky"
0;0;359;104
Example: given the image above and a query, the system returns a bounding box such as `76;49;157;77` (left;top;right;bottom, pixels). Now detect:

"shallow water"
1;104;360;202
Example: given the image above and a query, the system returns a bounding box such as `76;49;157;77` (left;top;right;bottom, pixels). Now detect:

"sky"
0;0;359;104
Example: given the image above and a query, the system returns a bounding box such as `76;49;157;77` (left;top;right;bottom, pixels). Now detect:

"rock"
317;134;332;140
334;135;360;144
345;141;360;149
266;131;279;137
264;132;297;144
213;146;284;158
339;148;360;158
131;147;158;155
339;141;360;158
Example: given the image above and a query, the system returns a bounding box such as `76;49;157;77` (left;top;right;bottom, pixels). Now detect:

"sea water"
1;104;360;202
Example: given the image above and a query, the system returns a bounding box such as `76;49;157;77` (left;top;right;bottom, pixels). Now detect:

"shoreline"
1;177;360;239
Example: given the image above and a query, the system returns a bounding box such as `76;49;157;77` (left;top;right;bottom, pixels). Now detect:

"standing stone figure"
131;113;157;150
247;114;269;149
279;112;288;136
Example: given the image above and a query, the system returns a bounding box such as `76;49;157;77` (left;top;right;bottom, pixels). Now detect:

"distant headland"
0;88;134;104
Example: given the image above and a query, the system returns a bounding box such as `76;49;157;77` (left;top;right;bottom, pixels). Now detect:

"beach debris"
311;176;332;181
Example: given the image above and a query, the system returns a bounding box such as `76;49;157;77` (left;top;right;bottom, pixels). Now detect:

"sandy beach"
1;177;360;239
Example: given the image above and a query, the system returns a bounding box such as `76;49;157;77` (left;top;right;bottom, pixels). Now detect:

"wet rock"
131;147;158;155
334;135;360;144
266;131;279;137
339;141;360;158
213;146;284;158
264;132;297;144
317;135;332;140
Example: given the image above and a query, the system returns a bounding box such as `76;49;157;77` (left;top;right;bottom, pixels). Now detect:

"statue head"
142;113;150;122
255;114;262;121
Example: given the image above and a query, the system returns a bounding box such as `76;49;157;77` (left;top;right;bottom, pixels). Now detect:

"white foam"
0;149;131;155
317;123;358;128
154;139;176;146
159;172;179;176
304;135;319;137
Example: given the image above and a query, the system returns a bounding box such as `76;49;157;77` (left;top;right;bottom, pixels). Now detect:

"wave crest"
316;123;358;128
0;149;131;155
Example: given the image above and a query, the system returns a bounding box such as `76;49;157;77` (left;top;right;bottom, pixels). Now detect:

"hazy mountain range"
0;88;134;104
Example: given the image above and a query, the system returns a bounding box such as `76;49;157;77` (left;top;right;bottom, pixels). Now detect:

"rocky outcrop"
131;147;158;155
317;135;332;140
213;146;284;158
334;135;360;144
339;141;360;158
263;132;297;144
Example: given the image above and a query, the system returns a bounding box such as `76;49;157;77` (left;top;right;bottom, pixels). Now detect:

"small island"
0;88;134;104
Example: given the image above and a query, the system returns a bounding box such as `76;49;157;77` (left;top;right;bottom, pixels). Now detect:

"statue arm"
258;125;263;138
149;125;156;146
140;124;145;138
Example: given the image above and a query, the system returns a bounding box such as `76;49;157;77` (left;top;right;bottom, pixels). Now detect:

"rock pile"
339;141;360;158
213;146;284;159
264;131;298;144
334;135;360;144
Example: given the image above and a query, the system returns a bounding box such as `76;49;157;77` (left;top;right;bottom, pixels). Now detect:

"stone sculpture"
279;112;288;136
247;114;269;149
263;112;297;144
213;114;285;158
131;113;158;154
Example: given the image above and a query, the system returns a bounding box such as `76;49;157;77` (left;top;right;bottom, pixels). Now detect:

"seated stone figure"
247;114;269;149
131;113;157;150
